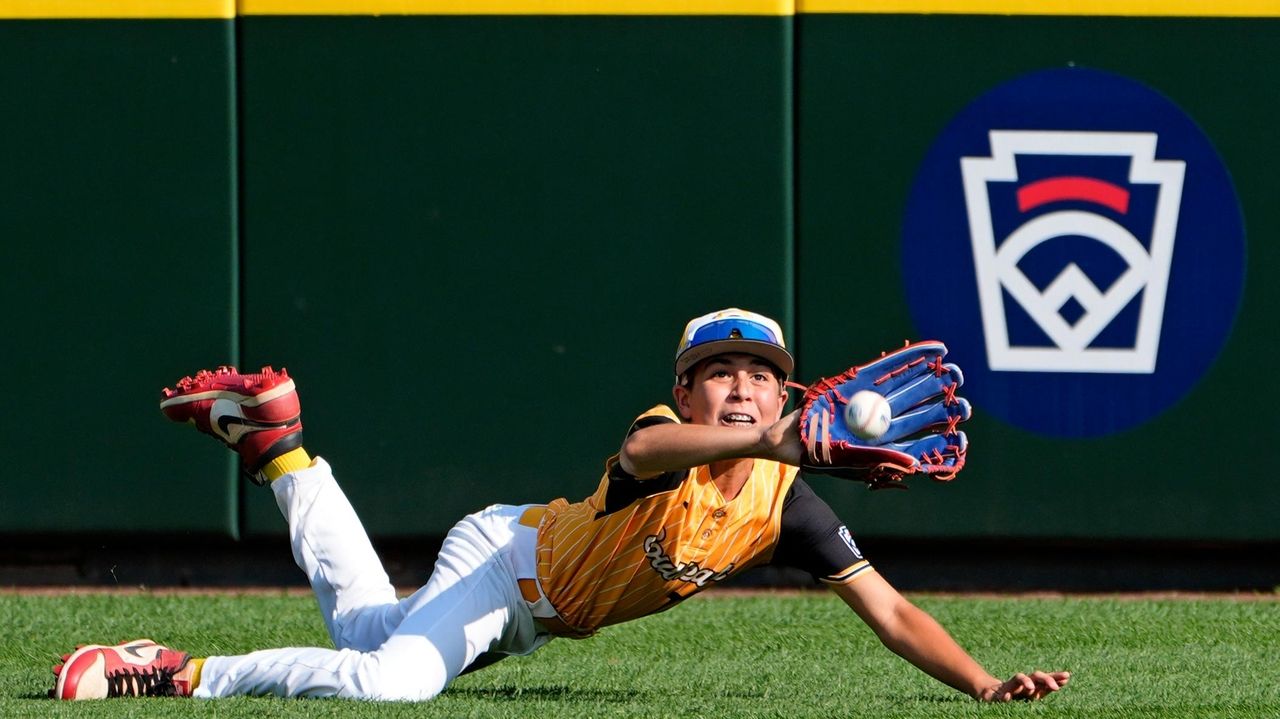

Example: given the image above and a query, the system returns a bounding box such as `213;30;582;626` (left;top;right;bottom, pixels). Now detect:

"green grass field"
3;591;1276;718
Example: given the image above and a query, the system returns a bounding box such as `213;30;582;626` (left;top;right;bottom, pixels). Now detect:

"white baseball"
844;390;891;441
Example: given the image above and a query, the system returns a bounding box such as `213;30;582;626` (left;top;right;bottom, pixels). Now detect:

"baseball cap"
674;308;794;378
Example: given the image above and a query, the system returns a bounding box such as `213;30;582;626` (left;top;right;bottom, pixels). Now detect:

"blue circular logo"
902;68;1245;438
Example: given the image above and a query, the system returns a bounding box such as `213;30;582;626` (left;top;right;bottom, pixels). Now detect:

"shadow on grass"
450;685;770;703
448;685;643;703
896;692;975;704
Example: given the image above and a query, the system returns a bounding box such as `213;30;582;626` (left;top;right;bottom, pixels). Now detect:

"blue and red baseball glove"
797;341;970;489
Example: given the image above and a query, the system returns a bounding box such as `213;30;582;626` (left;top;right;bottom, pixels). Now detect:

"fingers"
986;673;1029;702
884;432;966;475
882;395;970;442
1008;672;1036;698
1031;669;1062;692
858;341;948;390
1034;670;1071;698
983;670;1071;702
883;361;964;413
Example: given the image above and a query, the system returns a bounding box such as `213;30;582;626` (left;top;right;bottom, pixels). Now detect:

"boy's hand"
978;670;1071;702
758;410;804;466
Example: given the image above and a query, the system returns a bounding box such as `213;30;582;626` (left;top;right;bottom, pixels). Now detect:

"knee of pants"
334;603;403;652
353;646;450;702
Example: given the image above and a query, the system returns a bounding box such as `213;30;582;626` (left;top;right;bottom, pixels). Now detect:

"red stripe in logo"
1017;176;1130;214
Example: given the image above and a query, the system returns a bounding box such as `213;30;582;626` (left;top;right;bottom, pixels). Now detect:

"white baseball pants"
193;458;551;700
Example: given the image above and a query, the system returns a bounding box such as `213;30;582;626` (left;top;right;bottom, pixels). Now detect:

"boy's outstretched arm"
618;410;804;479
831;573;1070;701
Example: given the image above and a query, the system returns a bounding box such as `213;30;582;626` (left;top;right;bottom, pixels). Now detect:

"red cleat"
161;365;303;485
50;639;193;700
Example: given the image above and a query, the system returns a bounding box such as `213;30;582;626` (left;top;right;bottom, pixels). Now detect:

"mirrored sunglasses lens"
689;319;777;347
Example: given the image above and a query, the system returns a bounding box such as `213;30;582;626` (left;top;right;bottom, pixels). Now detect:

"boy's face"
674;353;787;427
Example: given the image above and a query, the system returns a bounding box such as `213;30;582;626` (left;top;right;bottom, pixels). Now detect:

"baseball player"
51;308;1069;703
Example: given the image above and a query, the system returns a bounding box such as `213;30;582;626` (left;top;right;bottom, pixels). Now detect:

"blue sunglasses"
686;319;781;348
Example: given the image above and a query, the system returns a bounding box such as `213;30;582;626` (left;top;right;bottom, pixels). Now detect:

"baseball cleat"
50;639;193;700
161;365;303;485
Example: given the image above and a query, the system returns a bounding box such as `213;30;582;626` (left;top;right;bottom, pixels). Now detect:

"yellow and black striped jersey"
535;405;873;633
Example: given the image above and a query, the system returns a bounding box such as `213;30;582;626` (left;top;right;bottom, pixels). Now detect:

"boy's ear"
672;383;693;421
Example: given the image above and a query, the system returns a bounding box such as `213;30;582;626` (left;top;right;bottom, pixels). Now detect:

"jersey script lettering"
642;529;734;587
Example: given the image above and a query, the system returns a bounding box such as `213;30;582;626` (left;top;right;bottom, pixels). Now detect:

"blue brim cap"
674;309;794;378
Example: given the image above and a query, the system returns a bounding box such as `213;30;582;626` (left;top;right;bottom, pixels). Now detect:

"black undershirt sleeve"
771;477;870;582
599;414;690;517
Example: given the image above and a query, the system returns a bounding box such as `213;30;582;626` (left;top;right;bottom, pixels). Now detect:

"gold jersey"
535;406;873;633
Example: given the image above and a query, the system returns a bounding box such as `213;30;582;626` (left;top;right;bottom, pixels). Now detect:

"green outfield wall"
0;16;240;534
234;13;794;535
795;13;1278;540
1;1;1275;542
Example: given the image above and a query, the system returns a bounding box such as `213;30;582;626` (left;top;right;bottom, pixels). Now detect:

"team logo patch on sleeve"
902;68;1245;437
837;526;862;560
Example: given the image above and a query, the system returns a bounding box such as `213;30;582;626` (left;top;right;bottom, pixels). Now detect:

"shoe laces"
106;664;180;697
